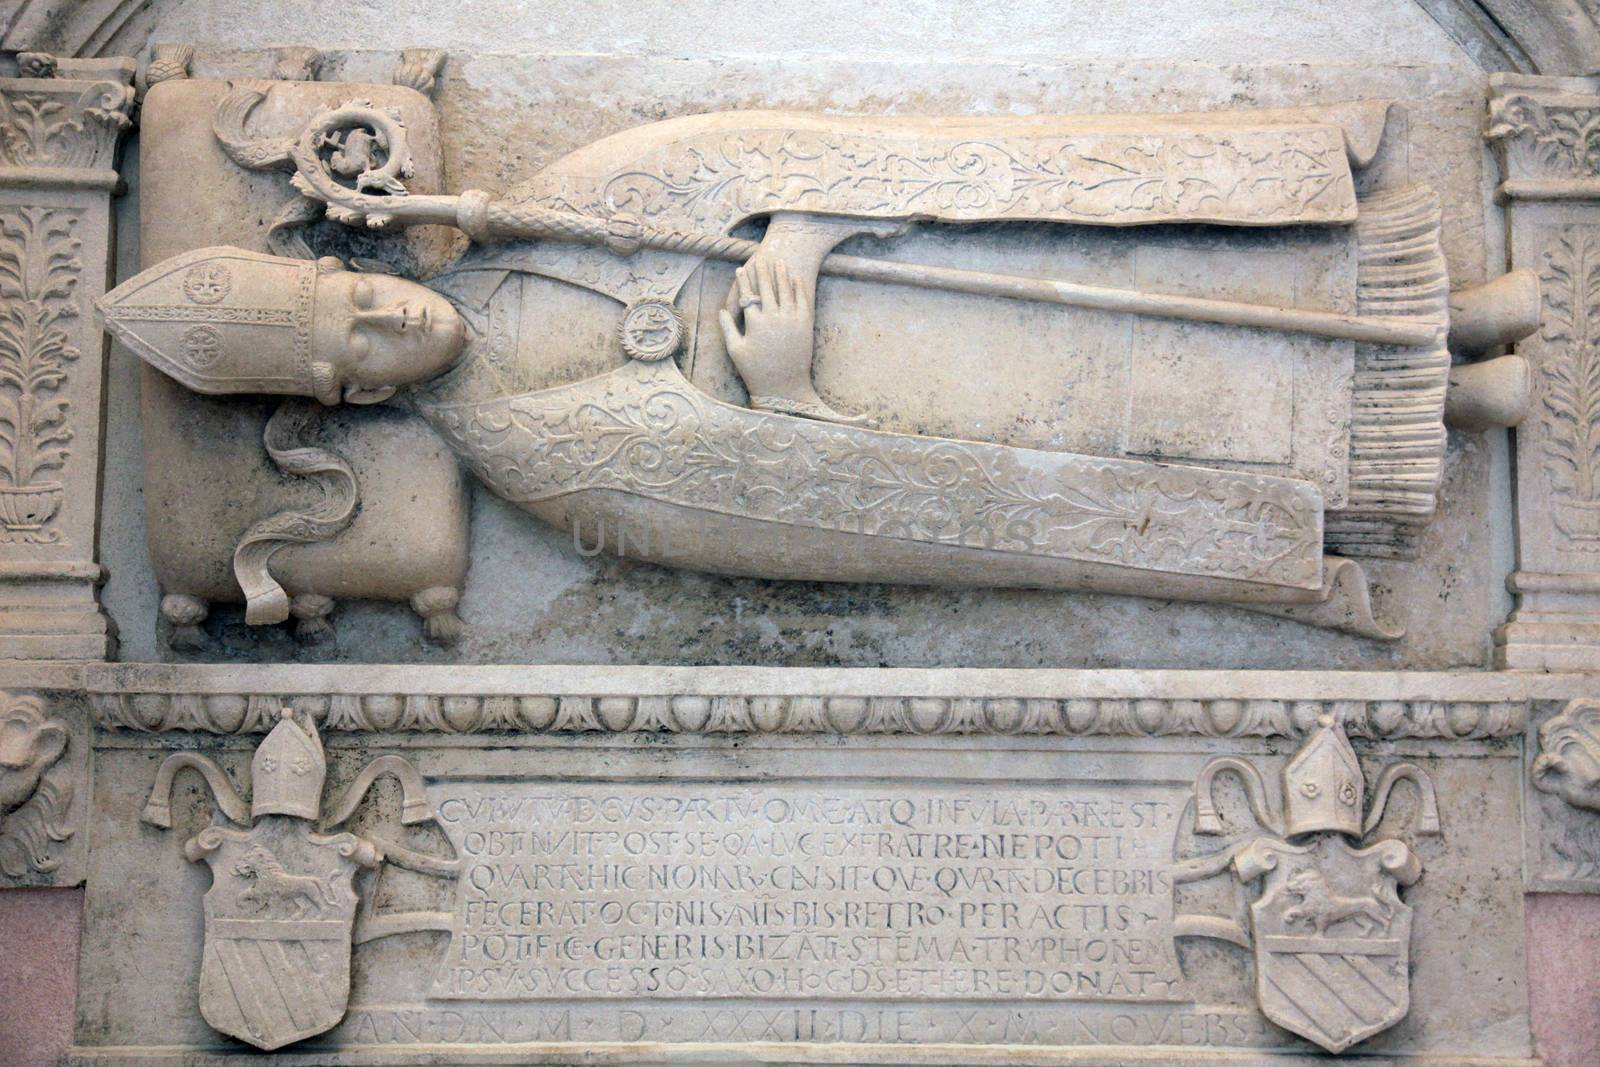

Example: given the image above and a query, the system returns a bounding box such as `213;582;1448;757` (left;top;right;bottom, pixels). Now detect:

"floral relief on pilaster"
1488;91;1600;180
1538;229;1600;545
0;207;83;544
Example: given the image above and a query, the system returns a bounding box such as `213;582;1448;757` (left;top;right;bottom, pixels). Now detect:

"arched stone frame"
4;5;1600;1064
3;0;1598;74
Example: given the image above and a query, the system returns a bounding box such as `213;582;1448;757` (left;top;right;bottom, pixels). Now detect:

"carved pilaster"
1489;73;1600;668
0;57;133;659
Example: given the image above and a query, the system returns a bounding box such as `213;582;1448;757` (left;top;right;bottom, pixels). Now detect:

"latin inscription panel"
430;781;1187;1002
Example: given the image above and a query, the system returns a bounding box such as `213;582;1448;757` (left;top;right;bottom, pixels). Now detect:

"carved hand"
718;258;815;377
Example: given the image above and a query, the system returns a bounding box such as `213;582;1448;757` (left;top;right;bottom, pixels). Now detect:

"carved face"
1533;746;1600;812
311;264;467;404
0;698;67;816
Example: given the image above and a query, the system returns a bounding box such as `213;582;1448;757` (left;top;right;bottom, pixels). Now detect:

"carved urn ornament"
142;709;457;1050
1175;714;1441;1053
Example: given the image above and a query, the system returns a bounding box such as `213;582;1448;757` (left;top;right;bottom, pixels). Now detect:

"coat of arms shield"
187;818;376;1050
1236;835;1423;1052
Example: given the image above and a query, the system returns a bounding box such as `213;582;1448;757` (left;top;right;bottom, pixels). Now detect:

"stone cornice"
0;662;1563;738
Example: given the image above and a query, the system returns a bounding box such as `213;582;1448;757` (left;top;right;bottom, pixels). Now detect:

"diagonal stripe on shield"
200;917;352;1050
1254;910;1412;1052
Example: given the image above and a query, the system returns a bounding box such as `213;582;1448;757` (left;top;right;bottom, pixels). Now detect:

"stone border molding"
76;664;1531;739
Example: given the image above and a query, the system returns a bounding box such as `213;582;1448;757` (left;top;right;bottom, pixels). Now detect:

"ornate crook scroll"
1364;762;1442;836
1193;756;1283;837
322;754;434;828
141;753;250;829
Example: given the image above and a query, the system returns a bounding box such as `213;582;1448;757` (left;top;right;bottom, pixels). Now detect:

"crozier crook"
286;102;1441;347
141;753;251;829
321;754;435;828
1192;756;1283;837
1364;762;1442;836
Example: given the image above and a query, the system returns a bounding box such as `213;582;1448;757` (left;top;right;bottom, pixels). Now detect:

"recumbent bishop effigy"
99;93;1541;639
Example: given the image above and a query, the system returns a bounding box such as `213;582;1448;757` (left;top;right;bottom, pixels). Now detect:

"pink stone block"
1528;892;1600;1067
0;888;81;1067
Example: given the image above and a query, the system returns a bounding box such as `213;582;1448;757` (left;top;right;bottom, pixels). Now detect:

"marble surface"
0;888;81;1067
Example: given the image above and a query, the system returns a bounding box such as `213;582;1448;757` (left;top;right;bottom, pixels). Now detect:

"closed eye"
352;278;376;310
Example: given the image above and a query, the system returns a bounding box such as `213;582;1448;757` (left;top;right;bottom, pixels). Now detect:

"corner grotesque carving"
142;709;458;1050
0;691;71;880
1175;714;1439;1053
1533;699;1600;811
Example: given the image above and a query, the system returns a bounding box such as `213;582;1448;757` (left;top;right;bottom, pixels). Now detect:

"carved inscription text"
431;781;1185;1003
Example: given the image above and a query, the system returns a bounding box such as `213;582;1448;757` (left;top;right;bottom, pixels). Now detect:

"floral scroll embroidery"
422;361;1323;588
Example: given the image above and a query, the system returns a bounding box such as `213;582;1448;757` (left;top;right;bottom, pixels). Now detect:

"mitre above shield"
1282;714;1365;838
251;708;326;820
97;246;337;403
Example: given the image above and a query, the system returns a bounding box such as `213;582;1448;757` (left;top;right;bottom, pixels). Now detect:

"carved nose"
357;304;426;333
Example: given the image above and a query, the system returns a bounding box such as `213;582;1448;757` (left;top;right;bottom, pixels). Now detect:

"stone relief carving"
100;93;1546;643
1488;83;1600;182
89;681;1528;739
1537;229;1600;543
0;690;71;880
392;47;446;97
142;708;458;1050
1533;698;1600;811
0;56;131;659
138;43;192;96
1490;73;1600;669
0;70;133;169
1530;700;1600;885
1174;713;1439;1053
127;76;469;649
0;206;80;543
1523;697;1600;892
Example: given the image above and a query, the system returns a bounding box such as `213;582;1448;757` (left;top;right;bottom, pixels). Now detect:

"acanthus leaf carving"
0;206;81;543
1537;228;1600;543
1488;90;1600;181
0;79;134;171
